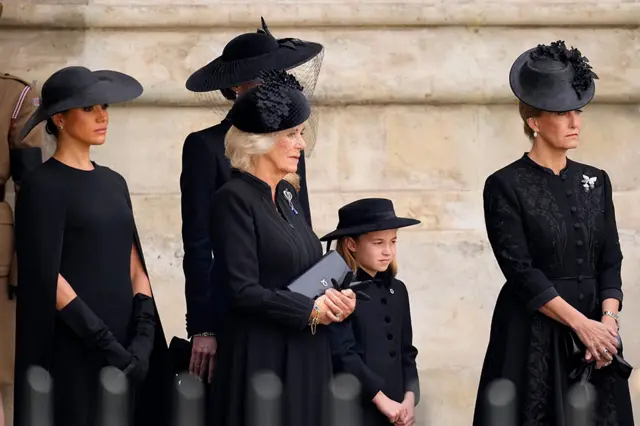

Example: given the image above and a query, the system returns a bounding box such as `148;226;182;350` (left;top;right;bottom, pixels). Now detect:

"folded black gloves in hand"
58;297;133;370
331;271;371;301
125;293;157;384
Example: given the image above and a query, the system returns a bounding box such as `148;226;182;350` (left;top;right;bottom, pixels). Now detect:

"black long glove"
124;293;156;385
58;297;133;370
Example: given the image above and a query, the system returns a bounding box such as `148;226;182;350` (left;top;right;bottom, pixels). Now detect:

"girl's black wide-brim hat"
19;66;143;141
319;198;420;242
186;17;323;93
509;40;598;112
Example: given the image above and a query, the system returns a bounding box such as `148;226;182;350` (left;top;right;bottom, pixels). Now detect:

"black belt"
551;275;596;282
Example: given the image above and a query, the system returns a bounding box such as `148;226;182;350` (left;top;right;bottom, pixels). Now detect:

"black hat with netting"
186;18;324;154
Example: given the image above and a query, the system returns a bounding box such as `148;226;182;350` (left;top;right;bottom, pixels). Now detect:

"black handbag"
286;250;370;299
168;336;192;376
565;331;633;381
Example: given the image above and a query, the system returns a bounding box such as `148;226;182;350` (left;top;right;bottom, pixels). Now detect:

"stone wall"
2;1;640;424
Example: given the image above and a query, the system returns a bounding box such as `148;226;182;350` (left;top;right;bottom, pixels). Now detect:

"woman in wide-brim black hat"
208;70;357;426
179;18;324;384
320;198;422;426
14;66;170;426
473;41;634;426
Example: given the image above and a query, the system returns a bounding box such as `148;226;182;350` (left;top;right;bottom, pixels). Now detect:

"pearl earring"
533;131;537;138
59;125;64;130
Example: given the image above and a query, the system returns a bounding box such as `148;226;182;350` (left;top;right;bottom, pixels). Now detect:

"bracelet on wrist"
602;311;620;328
192;332;216;338
309;304;320;335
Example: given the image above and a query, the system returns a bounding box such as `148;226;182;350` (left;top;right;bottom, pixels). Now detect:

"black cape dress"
473;154;634;426
13;158;170;426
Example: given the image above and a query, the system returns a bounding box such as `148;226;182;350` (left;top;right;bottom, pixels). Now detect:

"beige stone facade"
2;1;640;424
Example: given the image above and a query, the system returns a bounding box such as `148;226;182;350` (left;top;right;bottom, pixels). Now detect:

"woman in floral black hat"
473;41;634;425
208;70;356;426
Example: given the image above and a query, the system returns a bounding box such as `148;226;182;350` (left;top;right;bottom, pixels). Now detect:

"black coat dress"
473;154;634;426
329;268;420;426
209;170;328;426
13;158;169;426
180;117;312;336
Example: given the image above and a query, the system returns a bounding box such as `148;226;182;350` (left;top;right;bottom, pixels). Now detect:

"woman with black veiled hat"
208;70;356;426
13;66;169;426
180;18;324;384
473;41;634;425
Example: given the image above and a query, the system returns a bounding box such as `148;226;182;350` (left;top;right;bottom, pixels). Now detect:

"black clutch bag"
168;336;192;376
287;250;354;299
565;331;633;381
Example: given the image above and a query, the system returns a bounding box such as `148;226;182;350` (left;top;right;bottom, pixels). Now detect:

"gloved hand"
331;272;371;301
125;293;156;385
58;297;133;370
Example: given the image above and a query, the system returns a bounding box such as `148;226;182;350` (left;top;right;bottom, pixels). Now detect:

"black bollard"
485;378;516;426
250;370;282;426
98;366;129;426
329;373;362;426
567;381;596;426
23;366;53;426
173;372;205;426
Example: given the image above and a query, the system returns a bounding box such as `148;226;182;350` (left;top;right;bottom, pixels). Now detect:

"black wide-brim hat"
319;198;420;242
20;66;143;141
186;17;323;93
509;40;598;112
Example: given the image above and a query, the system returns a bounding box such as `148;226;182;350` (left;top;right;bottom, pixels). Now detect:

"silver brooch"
582;175;597;192
283;188;298;215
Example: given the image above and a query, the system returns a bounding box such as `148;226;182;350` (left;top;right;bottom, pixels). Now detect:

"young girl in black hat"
473;40;634;425
321;198;421;426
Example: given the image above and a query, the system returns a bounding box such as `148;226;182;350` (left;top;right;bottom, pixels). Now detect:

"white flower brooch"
582;174;597;192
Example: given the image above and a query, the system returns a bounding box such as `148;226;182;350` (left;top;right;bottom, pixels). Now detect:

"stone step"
6;2;640;28
80;105;640;195
2;26;637;104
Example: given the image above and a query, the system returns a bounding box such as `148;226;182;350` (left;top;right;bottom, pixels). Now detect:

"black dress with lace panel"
472;154;634;426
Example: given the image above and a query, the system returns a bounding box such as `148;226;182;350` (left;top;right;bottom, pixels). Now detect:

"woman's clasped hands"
314;288;356;325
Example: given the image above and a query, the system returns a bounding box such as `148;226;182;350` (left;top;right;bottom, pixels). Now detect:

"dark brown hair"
45;117;60;138
518;101;543;141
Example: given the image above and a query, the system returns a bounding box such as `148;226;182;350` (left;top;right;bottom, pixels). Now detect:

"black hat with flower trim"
509;40;598;112
229;70;310;134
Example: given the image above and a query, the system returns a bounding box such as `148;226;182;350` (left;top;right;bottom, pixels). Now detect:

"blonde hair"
225;125;300;190
335;236;398;278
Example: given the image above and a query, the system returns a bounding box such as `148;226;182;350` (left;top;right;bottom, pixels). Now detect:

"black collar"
231;170;273;198
356;267;392;289
520;152;572;178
